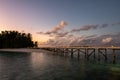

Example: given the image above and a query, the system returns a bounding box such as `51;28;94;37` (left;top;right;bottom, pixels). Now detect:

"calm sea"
0;50;120;80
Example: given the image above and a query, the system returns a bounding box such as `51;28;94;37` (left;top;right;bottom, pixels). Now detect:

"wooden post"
86;48;95;60
86;48;89;60
78;49;80;59
71;48;73;57
104;49;107;61
112;49;116;64
98;49;100;61
93;49;96;59
62;48;64;56
65;48;69;56
63;48;65;56
61;48;64;56
53;48;56;55
59;49;62;56
56;48;58;55
85;48;87;58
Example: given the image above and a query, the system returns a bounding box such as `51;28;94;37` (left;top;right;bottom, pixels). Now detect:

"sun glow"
33;34;50;43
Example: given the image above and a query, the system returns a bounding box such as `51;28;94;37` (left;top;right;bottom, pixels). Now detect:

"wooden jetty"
40;46;120;63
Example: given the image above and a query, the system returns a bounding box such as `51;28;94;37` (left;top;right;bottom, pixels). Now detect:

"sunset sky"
0;0;120;46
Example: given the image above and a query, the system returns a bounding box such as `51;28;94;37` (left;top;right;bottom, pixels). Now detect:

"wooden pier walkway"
40;46;120;63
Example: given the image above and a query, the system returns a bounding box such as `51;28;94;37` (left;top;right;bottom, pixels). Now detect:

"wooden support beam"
56;48;58;55
73;49;78;53
60;48;64;56
98;48;107;61
57;48;60;55
62;48;65;55
52;48;55;55
71;48;73;57
104;49;107;61
87;48;96;60
86;48;89;60
79;48;87;58
85;48;87;58
112;49;116;64
79;49;86;54
78;49;80;59
41;46;120;64
98;49;101;61
93;49;96;59
66;48;69;56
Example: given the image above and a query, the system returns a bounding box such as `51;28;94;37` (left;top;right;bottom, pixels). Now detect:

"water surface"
0;51;120;80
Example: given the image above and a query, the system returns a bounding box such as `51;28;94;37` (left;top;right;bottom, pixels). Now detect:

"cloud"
37;20;68;37
37;31;51;35
37;21;120;36
79;24;98;30
47;37;70;46
101;24;109;28
85;35;97;39
111;22;120;26
71;24;98;32
102;37;112;43
55;32;69;37
51;21;68;33
70;22;117;33
37;21;120;38
46;32;120;46
37;21;120;46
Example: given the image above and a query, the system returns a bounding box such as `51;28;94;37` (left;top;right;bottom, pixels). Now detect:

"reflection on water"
0;51;120;80
31;52;45;70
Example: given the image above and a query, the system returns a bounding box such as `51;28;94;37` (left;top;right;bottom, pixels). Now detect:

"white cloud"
37;20;68;37
51;20;68;33
37;21;120;46
46;33;120;46
102;37;112;43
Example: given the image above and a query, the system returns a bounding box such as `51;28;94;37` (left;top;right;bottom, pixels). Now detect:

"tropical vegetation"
0;31;38;48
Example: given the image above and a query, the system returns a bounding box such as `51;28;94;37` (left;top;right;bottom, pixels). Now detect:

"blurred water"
0;51;120;80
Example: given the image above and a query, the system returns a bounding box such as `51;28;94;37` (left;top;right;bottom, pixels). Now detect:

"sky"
0;0;120;46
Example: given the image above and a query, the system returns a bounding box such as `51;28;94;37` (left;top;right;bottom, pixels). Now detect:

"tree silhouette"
0;31;38;48
34;41;38;48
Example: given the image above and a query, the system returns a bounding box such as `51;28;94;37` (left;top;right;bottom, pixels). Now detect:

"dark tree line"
0;31;38;48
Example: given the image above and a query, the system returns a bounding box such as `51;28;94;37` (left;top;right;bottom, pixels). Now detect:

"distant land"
0;31;38;48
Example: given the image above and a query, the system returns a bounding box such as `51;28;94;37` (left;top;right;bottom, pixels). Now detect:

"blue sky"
0;0;120;45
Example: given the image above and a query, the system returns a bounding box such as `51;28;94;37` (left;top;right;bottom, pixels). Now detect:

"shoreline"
0;48;48;53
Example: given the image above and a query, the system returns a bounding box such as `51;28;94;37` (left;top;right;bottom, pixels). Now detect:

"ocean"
0;50;120;80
